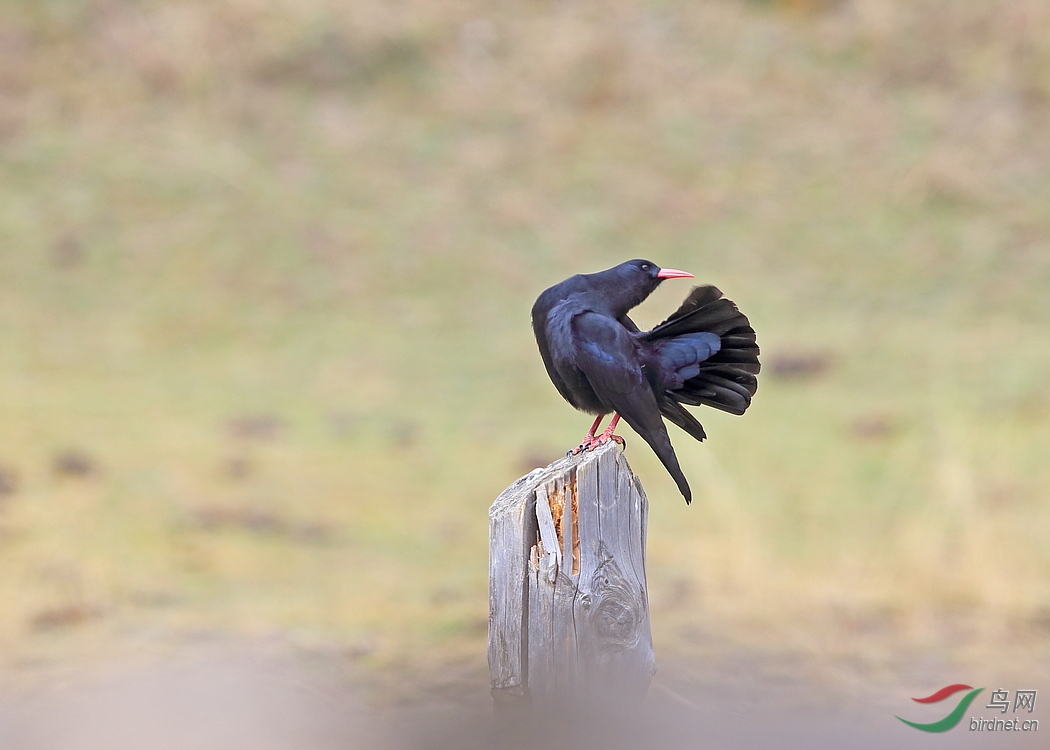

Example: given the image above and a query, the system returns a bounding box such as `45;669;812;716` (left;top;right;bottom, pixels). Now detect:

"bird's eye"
640;263;650;271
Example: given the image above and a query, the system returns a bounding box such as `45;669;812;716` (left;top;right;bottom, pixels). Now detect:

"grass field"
1;0;1048;694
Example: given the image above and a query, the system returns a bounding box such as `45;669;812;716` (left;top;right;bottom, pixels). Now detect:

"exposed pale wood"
488;441;655;707
487;468;541;699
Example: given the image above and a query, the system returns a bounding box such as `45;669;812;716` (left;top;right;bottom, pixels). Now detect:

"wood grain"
488;442;654;707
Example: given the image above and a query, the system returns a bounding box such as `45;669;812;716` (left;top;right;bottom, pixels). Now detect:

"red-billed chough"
531;259;760;504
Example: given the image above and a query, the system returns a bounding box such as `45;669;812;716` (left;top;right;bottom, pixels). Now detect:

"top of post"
489;441;624;519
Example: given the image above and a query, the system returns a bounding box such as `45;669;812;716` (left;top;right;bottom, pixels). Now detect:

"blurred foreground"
0;641;1044;749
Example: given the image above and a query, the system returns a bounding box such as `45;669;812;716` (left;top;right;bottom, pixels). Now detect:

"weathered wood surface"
488;441;655;707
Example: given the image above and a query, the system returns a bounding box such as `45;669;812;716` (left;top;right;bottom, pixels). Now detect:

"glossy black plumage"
532;259;760;504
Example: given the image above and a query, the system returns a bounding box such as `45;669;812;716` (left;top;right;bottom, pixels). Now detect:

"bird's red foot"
569;438;597;455
568;414;625;454
591;430;626;450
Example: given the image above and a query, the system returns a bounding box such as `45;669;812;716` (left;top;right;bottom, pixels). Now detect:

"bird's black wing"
619;314;641;334
571;311;693;504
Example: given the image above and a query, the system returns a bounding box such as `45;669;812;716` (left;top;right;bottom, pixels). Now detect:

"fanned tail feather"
659;398;708;442
644;285;760;419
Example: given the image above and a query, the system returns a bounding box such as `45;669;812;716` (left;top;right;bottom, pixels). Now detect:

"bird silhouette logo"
896;684;984;732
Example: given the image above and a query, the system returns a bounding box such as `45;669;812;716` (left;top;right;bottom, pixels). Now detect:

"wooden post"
488;441;655;710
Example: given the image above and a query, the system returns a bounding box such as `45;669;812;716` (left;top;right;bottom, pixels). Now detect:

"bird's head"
593;259;695;316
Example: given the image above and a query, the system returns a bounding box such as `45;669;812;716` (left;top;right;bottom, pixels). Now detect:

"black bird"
531;259;760;504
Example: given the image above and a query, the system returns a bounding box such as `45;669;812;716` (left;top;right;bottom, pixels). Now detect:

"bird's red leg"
570;414;606;455
593;413;626;449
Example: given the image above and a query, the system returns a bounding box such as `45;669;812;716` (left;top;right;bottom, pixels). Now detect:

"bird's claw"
593;433;626;450
568;433;626;455
569;440;594;455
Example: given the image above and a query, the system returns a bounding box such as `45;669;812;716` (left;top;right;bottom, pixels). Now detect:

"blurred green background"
1;0;1048;693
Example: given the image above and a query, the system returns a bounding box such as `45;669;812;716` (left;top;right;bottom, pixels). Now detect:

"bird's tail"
624;414;693;505
643;285;760;416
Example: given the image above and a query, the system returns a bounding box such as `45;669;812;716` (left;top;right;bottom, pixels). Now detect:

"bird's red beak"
656;268;694;279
